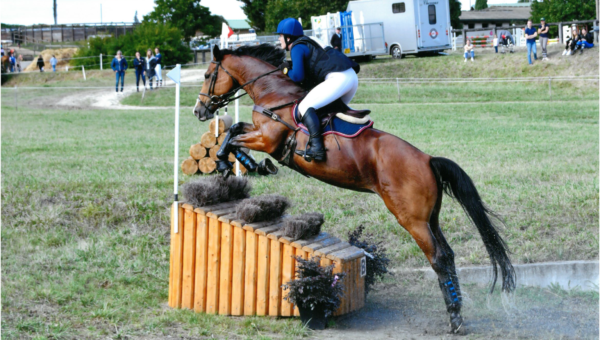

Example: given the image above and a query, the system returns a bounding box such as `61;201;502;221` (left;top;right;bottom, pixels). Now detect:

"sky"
1;0;520;25
0;0;247;25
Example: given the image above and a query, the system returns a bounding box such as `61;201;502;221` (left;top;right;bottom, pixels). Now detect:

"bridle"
196;60;280;115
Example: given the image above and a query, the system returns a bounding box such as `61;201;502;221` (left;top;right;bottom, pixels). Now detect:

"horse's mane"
221;44;285;67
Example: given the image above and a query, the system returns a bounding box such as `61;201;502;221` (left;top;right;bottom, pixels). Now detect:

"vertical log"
256;235;270;315
231;225;246;315
193;210;209;312
268;239;282;316
205;214;221;314
243;229;258;315
181;205;197;309
169;204;185;308
280;244;295;316
218;219;234;315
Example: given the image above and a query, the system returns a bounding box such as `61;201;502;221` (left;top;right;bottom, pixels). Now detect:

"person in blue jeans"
132;51;146;92
524;20;538;65
576;28;594;54
111;50;128;93
50;55;57;72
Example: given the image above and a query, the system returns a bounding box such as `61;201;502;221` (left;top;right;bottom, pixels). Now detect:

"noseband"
197;60;280;113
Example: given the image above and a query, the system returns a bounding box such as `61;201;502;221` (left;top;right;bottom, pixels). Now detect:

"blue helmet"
276;18;304;37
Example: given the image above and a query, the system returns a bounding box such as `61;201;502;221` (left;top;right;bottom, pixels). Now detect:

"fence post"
100;53;103;70
558;23;563;44
396;78;400;103
82;66;87;80
549;77;552;101
14;85;18;110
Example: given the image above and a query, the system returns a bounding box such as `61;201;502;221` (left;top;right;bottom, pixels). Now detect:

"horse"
1;55;10;73
193;44;515;332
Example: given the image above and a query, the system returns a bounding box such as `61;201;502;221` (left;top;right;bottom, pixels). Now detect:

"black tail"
430;157;516;293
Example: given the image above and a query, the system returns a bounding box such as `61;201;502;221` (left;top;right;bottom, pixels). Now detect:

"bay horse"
194;44;515;332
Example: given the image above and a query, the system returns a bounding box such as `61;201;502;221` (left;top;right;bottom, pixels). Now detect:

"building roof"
460;6;531;22
226;19;251;30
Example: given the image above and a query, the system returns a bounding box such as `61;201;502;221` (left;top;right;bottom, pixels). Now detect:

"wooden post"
169;204;185;308
205;213;222;314
256;234;271;315
558;23;563;44
268;237;283;316
243;225;259;315
218;217;235;315
181;205;197;309
50;25;53;43
230;222;246;315
193;209;209;313
61;25;64;42
280;244;295;316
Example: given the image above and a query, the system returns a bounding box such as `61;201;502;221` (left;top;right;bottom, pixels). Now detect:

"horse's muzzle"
193;100;215;122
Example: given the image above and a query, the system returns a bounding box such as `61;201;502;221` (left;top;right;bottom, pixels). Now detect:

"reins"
198;60;303;132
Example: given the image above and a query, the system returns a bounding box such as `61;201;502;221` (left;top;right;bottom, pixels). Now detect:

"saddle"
313;99;371;127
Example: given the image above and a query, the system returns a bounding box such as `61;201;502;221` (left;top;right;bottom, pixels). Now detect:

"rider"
276;18;359;161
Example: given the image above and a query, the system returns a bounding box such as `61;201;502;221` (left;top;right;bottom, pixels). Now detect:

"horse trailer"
347;0;452;58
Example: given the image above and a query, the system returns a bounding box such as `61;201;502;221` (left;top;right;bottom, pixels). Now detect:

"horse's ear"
213;45;222;61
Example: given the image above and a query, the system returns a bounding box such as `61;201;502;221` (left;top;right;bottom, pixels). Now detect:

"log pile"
181;115;248;175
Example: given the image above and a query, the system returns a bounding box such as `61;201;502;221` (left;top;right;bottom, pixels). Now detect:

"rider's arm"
286;44;310;83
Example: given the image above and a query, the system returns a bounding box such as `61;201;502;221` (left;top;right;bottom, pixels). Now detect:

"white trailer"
347;0;452;58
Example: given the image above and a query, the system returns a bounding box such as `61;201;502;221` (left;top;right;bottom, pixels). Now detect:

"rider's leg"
297;68;358;161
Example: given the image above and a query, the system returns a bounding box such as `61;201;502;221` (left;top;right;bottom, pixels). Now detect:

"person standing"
492;34;498;53
154;47;163;87
8;52;16;72
576;28;594;54
111;50;128;93
524;20;538;65
16;54;22;73
50;55;57;72
37;55;45;72
464;38;474;62
330;27;342;50
538;18;549;61
133;52;146;92
145;49;157;90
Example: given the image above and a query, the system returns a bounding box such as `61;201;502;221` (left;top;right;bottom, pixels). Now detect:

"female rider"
277;18;359;161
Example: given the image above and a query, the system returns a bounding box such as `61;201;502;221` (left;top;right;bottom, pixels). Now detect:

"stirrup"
295;139;325;162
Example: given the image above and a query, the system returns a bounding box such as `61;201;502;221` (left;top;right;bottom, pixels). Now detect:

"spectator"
145;49;157;90
111;50;128;93
133;51;146;92
50;55;57;72
16;55;22;73
37;55;45;72
562;28;580;56
524;20;538;65
464;38;474;62
538;18;549;61
154;47;163;87
9;52;16;72
492;34;498;53
1;45;4;56
576;28;594;54
330;27;342;50
497;30;515;53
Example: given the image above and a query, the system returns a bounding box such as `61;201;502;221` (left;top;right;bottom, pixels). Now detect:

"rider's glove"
280;60;291;75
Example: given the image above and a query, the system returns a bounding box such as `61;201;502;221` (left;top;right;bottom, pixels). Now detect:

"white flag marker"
167;64;182;233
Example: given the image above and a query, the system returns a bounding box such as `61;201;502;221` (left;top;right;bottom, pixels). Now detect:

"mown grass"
2;94;598;338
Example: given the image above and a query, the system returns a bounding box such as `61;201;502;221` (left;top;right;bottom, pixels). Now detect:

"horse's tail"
430;157;516;293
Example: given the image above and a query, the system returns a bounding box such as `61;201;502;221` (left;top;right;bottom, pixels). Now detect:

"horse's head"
193;45;240;121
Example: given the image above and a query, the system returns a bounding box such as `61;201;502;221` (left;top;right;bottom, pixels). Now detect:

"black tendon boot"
233;149;258;172
438;275;463;333
216;123;245;160
299;108;326;161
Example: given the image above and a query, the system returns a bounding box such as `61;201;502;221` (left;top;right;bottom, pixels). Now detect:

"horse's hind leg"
429;195;464;332
382;189;463;332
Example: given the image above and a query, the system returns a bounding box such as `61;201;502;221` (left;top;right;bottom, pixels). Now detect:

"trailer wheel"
391;45;402;59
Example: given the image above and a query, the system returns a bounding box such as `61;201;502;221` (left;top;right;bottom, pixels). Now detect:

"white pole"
235;90;240;176
82;65;86;80
173;64;181;233
214;112;219;137
100;53;103;70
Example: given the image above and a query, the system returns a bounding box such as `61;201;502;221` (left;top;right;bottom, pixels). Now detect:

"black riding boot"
300;107;326;161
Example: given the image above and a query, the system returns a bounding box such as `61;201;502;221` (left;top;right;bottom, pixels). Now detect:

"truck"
346;0;452;58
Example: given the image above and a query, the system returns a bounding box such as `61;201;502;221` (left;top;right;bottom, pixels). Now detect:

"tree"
450;0;463;29
474;0;487;11
143;0;225;41
531;0;595;22
264;0;349;32
134;11;140;24
70;22;192;69
240;0;268;32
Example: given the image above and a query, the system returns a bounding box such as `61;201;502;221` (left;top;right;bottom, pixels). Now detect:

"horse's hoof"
257;158;278;176
449;312;463;333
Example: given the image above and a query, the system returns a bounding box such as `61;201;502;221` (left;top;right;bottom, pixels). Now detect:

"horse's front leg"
230;127;279;176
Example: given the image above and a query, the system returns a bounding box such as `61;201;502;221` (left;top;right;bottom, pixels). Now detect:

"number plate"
360;257;367;277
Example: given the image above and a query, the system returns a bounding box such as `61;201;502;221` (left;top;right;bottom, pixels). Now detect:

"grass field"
2;47;598;339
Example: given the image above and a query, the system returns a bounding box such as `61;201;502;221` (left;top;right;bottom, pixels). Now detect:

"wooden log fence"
169;201;367;317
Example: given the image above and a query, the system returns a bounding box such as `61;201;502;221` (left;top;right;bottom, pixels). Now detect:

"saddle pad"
292;104;373;139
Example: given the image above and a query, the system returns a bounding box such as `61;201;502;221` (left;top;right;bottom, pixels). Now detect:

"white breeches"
155;64;162;80
298;68;358;117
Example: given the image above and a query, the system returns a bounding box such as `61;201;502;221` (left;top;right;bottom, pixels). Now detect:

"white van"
347;0;452;58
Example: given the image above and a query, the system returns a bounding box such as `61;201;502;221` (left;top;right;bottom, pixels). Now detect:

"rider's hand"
279;60;291;75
